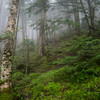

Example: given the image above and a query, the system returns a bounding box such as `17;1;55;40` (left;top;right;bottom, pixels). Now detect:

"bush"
44;82;62;96
89;55;100;66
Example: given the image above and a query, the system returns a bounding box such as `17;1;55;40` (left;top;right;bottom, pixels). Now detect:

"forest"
0;0;100;100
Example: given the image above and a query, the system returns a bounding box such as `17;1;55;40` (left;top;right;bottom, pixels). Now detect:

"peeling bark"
0;0;19;90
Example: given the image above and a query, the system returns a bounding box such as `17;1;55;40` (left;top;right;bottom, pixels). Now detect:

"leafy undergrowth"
12;34;100;100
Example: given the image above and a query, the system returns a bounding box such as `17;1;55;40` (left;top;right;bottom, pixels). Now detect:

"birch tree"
0;0;19;90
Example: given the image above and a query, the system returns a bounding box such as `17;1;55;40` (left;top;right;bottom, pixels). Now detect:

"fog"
0;0;100;47
0;0;67;45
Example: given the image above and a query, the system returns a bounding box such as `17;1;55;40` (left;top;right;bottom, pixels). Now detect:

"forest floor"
0;34;100;100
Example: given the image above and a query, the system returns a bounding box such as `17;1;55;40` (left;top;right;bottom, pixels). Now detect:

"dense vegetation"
1;33;99;100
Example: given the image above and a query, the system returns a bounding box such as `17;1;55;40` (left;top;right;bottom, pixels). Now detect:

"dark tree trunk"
72;0;81;35
38;9;46;57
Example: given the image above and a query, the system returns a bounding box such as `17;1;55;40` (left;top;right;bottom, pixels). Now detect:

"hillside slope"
1;34;100;100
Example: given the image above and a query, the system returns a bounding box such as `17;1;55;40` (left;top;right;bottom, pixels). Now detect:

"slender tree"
72;0;81;35
79;0;100;35
21;0;27;42
56;0;81;34
0;0;3;14
27;0;50;57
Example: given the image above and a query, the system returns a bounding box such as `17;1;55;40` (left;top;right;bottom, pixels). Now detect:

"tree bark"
25;40;29;75
72;0;81;35
66;6;72;31
87;0;95;34
38;9;46;57
0;0;3;14
0;0;19;90
21;0;27;42
80;0;94;36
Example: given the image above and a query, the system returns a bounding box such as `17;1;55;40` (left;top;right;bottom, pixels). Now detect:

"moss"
0;87;15;100
0;93;13;100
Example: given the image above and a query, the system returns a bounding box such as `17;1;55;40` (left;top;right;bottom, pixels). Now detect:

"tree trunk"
72;0;81;35
38;9;46;57
0;0;19;90
13;2;20;57
0;0;3;14
87;0;95;35
25;41;29;75
66;6;72;31
21;0;27;42
79;0;92;35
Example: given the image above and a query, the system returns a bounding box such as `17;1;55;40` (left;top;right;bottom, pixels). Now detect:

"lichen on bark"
0;0;19;91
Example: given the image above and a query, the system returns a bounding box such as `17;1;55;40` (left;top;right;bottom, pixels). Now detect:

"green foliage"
27;0;50;15
44;82;62;95
89;54;100;65
12;72;24;81
53;35;100;84
0;33;12;41
52;56;78;66
0;93;13;100
63;77;100;100
12;34;100;100
44;82;63;99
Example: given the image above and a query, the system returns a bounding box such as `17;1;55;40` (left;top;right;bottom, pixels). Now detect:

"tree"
0;0;3;14
56;0;81;34
79;0;92;35
71;0;81;35
56;0;100;36
21;0;27;42
28;0;50;57
38;9;46;57
0;0;19;90
79;0;100;35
